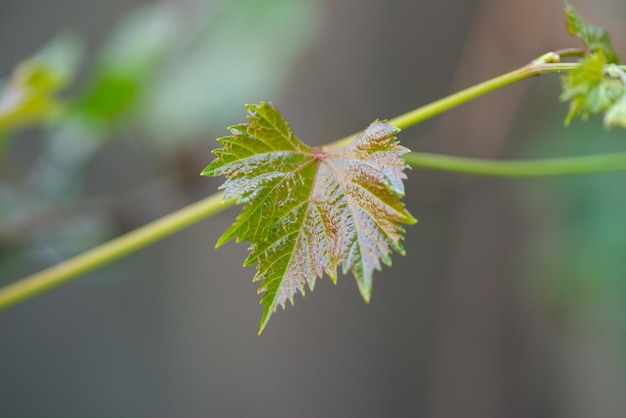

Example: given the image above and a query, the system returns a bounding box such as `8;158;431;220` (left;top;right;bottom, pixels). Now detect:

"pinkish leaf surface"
203;102;416;333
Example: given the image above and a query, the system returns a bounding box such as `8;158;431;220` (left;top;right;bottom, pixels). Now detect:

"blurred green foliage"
565;0;619;64
0;33;82;136
77;5;176;124
0;0;321;268
561;2;626;130
560;52;624;126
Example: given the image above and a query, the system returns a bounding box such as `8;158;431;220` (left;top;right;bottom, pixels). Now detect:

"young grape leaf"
202;102;416;333
564;1;619;64
560;4;626;128
560;51;625;126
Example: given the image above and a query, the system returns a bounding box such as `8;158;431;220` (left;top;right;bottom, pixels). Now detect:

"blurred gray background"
1;0;626;417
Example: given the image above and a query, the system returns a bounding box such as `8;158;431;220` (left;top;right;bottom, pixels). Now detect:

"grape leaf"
564;1;619;64
560;4;626;128
202;102;416;333
560;51;625;126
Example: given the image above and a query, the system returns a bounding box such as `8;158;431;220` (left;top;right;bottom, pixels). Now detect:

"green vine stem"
328;58;579;149
1;54;623;312
0;193;233;312
405;151;626;177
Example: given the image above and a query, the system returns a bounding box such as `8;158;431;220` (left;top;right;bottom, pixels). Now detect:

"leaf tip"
355;274;373;304
258;300;276;335
200;166;213;177
214;232;232;249
405;213;418;225
242;255;256;267
362;291;372;304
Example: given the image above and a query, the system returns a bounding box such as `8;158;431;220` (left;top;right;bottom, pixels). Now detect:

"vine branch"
1;53;624;313
0;193;232;312
404;151;626;177
328;59;581;149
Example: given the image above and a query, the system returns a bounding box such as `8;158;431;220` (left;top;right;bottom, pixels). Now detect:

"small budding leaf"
564;1;619;64
560;4;626;129
560;51;625;125
203;102;416;333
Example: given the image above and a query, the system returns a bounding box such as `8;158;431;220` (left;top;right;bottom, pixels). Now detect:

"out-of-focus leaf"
0;33;82;134
77;5;176;122
560;51;625;126
604;99;626;129
603;65;626;129
565;1;619;64
139;0;321;151
203;102;416;333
